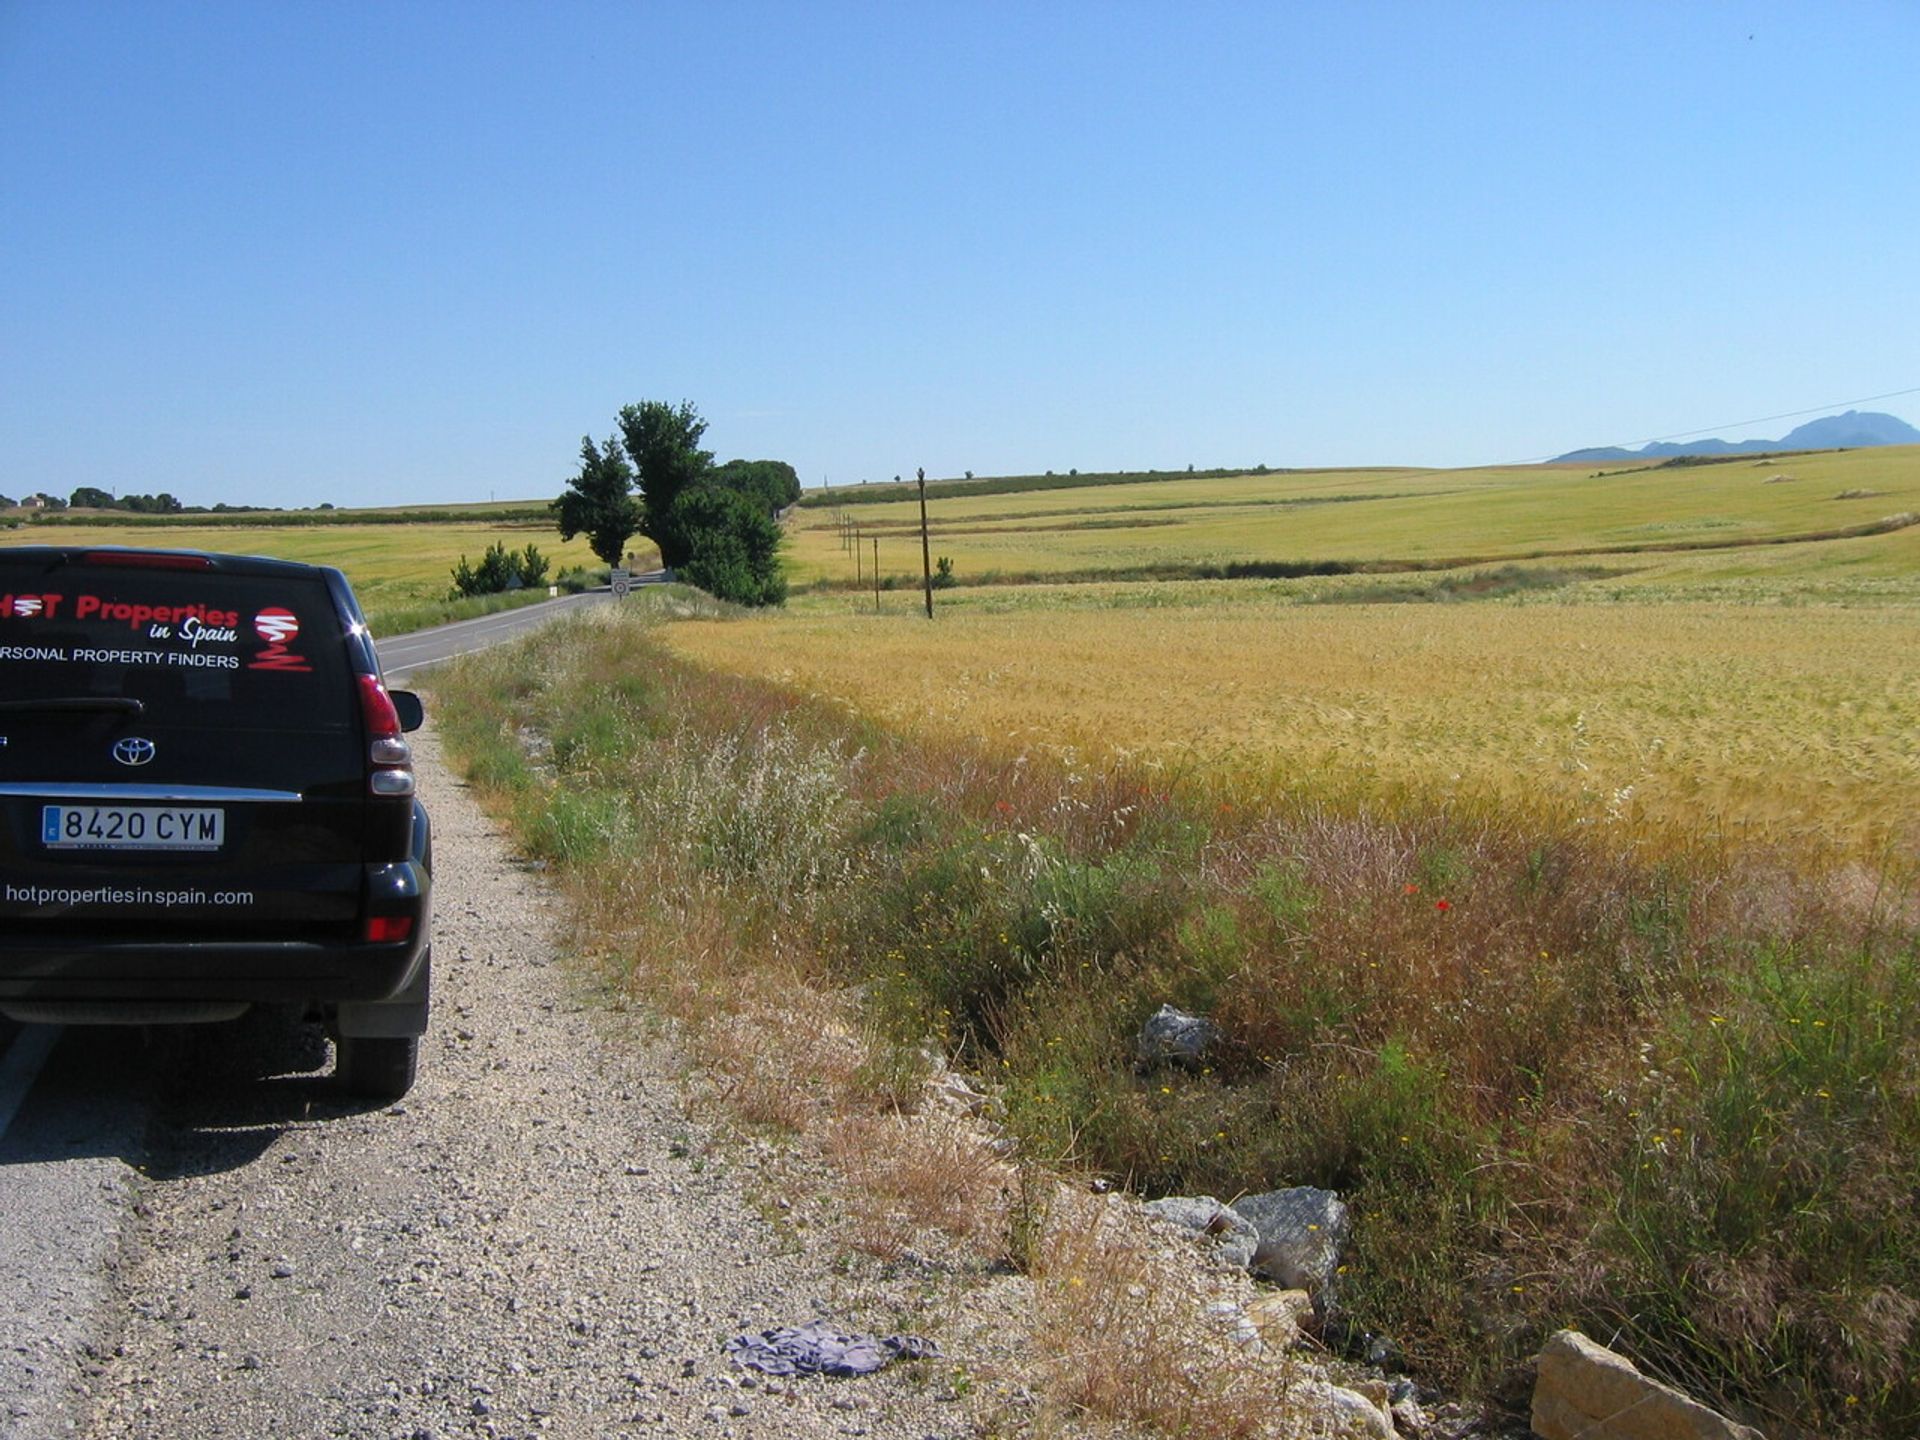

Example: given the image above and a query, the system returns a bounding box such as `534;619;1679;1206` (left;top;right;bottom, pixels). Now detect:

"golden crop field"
661;596;1920;852
791;447;1920;588
664;447;1920;854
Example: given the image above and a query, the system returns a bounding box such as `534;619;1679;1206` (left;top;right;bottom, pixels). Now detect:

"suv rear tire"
336;1035;419;1100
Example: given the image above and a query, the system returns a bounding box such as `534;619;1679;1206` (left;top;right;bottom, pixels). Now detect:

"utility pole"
917;468;933;619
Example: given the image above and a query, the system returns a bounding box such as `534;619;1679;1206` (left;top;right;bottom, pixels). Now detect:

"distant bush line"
1587;447;1832;478
840;491;1438;539
807;512;1920;594
799;465;1298;508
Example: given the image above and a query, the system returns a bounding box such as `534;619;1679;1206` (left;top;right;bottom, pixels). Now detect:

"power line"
1516;384;1920;464
1635;386;1920;445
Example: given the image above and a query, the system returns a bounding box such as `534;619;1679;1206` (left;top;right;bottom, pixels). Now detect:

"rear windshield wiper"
0;697;146;717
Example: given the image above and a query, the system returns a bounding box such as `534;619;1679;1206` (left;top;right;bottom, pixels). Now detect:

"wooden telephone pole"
917;467;933;619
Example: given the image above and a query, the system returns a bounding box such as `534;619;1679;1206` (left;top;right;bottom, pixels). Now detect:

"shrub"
669;485;786;607
450;540;551;598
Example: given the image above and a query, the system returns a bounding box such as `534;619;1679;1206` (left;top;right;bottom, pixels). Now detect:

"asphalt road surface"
377;590;611;686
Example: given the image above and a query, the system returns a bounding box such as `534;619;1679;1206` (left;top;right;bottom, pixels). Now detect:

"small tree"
70;486;115;509
552;435;640;568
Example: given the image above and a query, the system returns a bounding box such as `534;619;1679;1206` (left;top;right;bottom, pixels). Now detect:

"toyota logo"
112;737;157;767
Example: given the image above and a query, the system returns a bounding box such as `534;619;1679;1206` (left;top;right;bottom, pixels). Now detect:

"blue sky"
3;2;1915;508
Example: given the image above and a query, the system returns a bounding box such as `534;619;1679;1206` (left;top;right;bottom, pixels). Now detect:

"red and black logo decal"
249;607;312;672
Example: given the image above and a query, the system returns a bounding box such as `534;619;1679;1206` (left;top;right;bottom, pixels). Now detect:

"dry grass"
1027;1191;1317;1439
824;1112;1012;1260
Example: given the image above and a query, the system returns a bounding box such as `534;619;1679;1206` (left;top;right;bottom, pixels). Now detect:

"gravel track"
81;726;979;1440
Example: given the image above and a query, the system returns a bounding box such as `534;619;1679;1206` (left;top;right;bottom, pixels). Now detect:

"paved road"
0;589;615;1438
377;589;610;685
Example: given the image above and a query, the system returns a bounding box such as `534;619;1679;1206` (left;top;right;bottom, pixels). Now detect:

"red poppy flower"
1435;900;1452;912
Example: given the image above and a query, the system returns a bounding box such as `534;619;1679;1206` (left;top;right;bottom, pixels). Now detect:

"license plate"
41;805;225;852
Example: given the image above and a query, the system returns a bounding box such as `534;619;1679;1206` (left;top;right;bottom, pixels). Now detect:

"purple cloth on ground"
724;1321;940;1377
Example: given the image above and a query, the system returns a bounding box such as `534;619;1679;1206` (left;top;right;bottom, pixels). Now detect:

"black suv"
0;546;432;1098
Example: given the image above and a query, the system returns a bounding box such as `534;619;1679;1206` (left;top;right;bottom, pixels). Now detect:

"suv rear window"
0;555;353;729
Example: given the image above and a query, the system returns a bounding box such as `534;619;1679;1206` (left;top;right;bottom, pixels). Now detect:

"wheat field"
791;447;1920;587
669;450;1920;854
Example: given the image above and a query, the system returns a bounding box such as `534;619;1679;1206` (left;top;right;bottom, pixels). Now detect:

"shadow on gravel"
0;1006;395;1177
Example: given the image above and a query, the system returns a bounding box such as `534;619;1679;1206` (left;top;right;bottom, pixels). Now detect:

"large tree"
709;459;801;516
618;400;713;569
552;434;641;568
669;484;787;607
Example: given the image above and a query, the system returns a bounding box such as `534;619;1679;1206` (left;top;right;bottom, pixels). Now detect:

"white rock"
1140;1195;1260;1270
1287;1377;1396;1438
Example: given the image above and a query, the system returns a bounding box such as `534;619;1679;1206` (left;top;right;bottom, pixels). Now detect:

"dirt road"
80;727;974;1440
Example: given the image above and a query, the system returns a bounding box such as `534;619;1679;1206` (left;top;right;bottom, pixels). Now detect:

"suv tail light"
357;674;415;797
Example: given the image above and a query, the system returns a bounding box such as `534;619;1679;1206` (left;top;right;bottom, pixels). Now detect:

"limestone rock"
1234;1187;1350;1292
1135;1005;1218;1068
1246;1289;1315;1349
1288;1377;1396;1439
926;1070;997;1117
1140;1195;1260;1270
1531;1329;1763;1440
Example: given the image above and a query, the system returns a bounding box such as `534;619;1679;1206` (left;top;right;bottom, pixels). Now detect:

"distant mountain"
1556;410;1920;463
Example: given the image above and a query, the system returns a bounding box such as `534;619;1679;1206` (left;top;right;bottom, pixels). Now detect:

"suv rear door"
0;549;367;944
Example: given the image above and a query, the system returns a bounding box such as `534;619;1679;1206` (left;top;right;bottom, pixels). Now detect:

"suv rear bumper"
0;936;428;1003
0;859;430;1004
